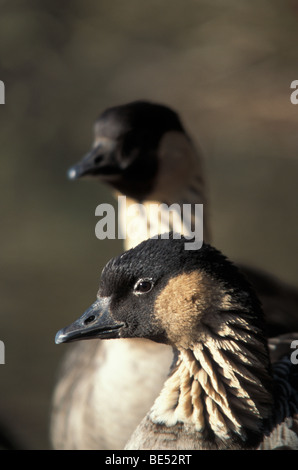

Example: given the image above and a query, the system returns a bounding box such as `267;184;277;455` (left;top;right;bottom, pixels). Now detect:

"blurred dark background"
0;0;297;449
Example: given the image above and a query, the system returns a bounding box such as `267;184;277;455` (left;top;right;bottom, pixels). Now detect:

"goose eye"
134;279;153;294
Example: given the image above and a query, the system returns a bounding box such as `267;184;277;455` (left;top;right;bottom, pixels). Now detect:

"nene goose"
55;235;298;450
51;101;298;450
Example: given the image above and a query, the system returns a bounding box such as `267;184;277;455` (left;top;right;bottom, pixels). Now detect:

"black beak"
67;132;120;181
67;143;106;180
55;297;125;344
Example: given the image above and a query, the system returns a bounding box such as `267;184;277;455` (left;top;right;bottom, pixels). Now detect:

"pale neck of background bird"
115;132;211;250
148;317;273;449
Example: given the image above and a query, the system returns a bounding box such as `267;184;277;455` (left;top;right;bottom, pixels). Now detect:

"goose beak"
67;145;103;180
55;297;125;344
67;138;117;180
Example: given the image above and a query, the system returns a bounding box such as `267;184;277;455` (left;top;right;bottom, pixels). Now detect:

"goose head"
55;234;267;352
67;101;204;203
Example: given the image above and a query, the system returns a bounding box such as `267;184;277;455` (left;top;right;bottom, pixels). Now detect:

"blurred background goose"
55;235;298;450
67;100;210;247
51;100;298;450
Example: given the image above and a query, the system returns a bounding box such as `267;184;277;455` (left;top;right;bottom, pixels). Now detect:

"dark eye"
134;278;153;295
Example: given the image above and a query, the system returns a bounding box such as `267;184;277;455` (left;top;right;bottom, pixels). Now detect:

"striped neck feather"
149;311;273;449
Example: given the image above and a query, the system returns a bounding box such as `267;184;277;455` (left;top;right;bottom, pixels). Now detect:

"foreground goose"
55;235;298;450
51;101;298;450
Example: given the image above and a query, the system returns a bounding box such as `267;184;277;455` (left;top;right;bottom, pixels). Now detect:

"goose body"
51;100;298;449
56;235;298;450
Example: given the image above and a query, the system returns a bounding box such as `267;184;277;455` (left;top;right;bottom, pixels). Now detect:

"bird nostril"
84;315;96;325
94;155;102;164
